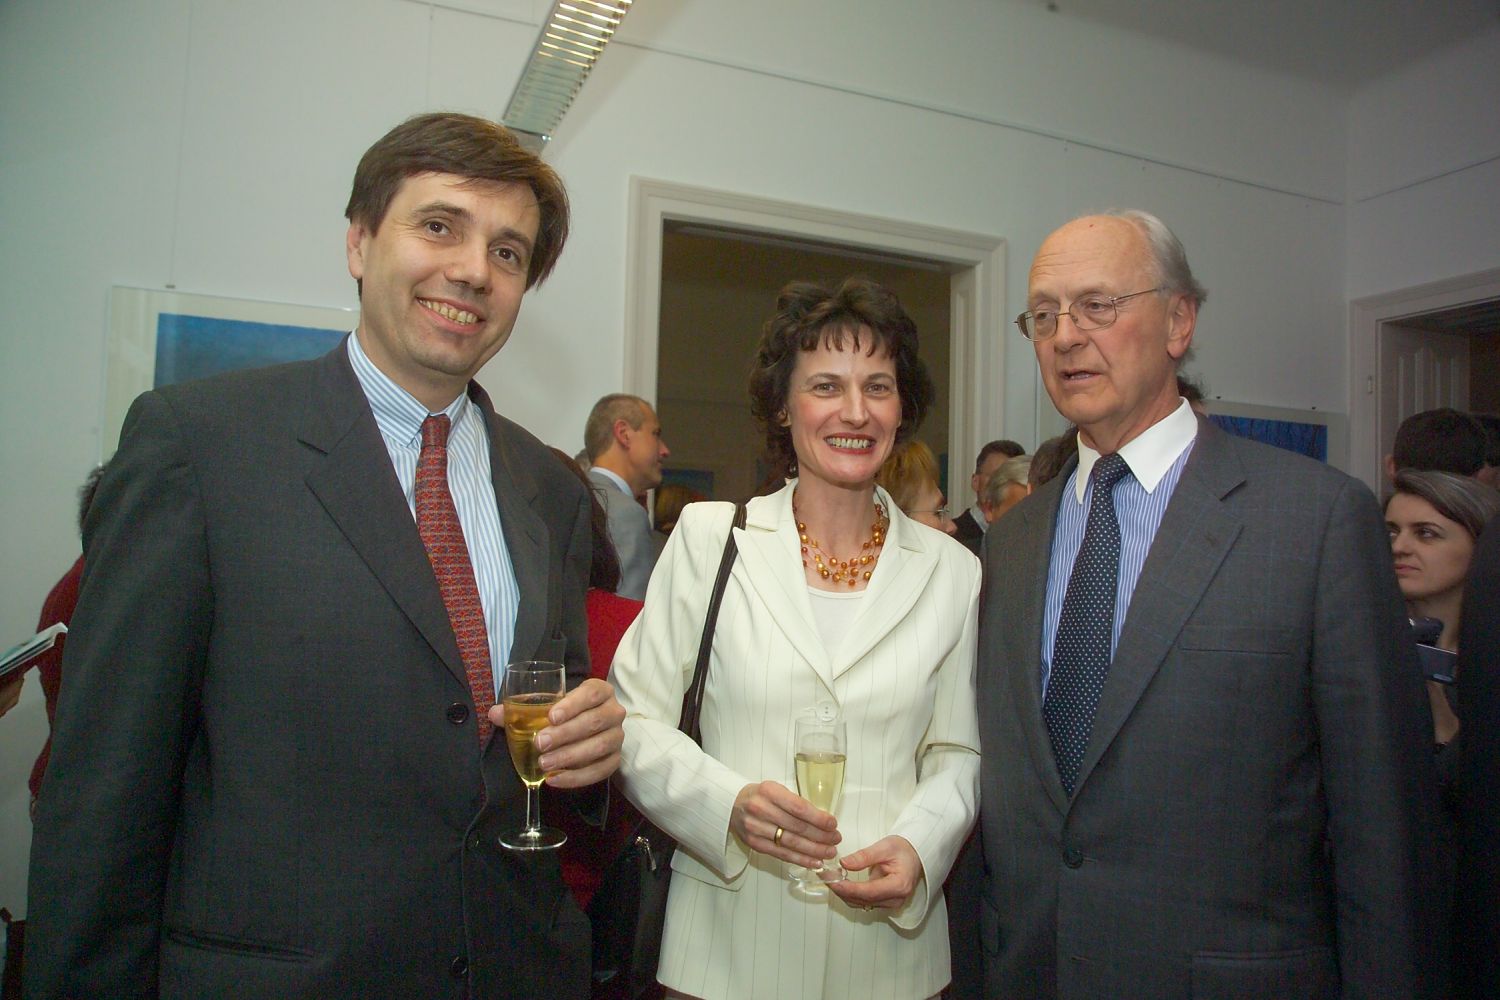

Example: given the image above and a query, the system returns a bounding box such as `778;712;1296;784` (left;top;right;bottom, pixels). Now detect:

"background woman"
610;277;981;1000
876;439;957;535
1385;469;1500;775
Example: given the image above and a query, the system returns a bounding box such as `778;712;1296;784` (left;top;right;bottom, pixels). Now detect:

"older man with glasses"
973;210;1443;999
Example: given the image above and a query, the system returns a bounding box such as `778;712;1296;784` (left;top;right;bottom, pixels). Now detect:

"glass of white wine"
792;709;847;896
499;660;568;851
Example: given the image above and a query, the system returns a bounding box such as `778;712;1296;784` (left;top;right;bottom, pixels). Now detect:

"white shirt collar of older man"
592;465;633;498
1071;398;1198;504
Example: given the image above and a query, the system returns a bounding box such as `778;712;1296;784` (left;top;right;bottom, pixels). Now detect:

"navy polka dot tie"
1044;453;1131;795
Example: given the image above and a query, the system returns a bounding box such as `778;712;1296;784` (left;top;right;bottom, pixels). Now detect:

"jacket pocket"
164;926;312;962
1179;625;1297;654
1190;945;1337;999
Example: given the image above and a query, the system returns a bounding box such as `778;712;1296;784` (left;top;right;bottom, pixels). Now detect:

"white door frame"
624;178;1006;506
1349;266;1500;491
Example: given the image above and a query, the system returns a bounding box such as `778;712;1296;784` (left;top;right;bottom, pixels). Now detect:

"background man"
953;439;1024;554
1385;407;1489;483
977;210;1439;998
583;393;669;600
26;113;624;1000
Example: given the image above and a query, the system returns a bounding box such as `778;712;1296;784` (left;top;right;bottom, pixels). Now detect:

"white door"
1378;321;1471;462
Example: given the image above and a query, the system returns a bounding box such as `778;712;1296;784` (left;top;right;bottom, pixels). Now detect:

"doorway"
624;179;1006;509
1349;269;1500;489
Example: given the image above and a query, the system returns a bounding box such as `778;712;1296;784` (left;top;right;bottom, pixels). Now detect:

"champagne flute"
499;660;568;851
792;710;847;894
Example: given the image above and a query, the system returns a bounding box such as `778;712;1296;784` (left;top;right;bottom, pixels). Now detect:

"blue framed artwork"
1205;401;1347;468
106;287;356;454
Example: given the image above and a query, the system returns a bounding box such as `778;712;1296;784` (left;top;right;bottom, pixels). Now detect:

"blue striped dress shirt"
1041;400;1199;695
346;334;519;693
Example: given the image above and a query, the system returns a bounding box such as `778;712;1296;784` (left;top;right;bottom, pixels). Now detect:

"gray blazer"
975;420;1441;1000
26;342;597;1000
588;468;656;600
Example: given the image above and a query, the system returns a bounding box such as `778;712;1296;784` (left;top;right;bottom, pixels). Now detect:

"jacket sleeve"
610;502;757;880
26;390;211;999
1311;477;1444;999
885;550;982;929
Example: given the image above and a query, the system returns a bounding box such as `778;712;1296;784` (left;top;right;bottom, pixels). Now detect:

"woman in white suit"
611;278;981;1000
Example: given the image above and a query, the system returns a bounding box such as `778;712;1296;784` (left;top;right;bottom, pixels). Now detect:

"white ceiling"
1020;0;1500;90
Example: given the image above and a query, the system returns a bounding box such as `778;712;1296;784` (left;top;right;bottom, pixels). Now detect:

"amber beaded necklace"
795;497;888;588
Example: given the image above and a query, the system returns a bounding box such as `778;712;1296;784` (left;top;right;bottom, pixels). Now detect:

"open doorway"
1349;268;1500;489
624;179;1006;511
656;225;951;503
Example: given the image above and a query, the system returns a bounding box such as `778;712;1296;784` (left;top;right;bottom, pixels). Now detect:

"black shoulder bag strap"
678;502;746;744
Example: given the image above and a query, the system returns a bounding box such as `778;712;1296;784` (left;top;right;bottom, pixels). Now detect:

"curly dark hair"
748;277;934;477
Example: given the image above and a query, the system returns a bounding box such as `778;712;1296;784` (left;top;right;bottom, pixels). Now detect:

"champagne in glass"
793;711;847;889
499;660;568;851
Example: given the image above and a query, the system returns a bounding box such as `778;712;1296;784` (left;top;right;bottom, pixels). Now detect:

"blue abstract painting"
154;313;345;388
1209;414;1328;462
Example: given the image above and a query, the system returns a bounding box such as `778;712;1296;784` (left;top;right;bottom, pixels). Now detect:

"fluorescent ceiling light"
503;0;633;149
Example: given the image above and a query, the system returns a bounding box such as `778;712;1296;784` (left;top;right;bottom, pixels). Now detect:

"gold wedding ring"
773;826;785;846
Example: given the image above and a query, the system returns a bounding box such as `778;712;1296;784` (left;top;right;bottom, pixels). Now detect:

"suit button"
446;702;469;724
1063;847;1085;869
450;955;468;979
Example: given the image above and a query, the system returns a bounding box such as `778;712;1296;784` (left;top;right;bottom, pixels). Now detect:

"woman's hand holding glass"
827;834;923;912
731;780;841;869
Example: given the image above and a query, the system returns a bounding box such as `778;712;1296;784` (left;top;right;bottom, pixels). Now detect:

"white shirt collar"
592;465;633;497
1072;398;1198;503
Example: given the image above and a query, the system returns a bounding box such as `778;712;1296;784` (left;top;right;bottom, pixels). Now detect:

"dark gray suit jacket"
26;343;596;1000
976;421;1441;999
1453;518;1500;997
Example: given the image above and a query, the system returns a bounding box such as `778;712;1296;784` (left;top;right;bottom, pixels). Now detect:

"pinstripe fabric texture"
612;483;981;1000
347;335;519;684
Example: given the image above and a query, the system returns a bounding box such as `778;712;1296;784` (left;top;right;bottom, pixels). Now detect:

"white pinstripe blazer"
611;482;981;1000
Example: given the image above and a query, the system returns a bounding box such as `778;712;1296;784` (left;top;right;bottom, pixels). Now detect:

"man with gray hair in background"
976;209;1441;998
584;393;669;600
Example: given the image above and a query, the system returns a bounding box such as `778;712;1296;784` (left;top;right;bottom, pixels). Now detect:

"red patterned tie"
416;414;495;744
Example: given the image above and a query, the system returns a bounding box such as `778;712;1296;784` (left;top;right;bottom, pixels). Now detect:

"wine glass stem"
523;784;542;836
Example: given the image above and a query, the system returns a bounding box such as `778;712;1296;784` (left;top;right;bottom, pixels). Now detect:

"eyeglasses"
909;505;950;518
1015;286;1164;341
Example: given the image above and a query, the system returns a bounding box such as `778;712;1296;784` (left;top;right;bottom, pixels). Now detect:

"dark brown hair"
748;277;933;477
345;112;569;289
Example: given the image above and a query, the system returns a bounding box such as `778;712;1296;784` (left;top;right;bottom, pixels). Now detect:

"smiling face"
1028;216;1195;454
784;334;901;496
1386;492;1476;606
347;171;540;410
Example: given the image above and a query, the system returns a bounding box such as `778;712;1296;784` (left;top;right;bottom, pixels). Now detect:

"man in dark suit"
583;393;669;600
26;113;624;1000
1454;517;1499;998
976;210;1440;998
953;440;1024;555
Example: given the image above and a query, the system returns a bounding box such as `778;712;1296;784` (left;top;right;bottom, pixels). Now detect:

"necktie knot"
1092;453;1130;493
421;414;451;451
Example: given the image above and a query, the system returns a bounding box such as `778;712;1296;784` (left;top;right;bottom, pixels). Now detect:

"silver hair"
981;455;1032;507
1098;209;1208;309
584;393;649;461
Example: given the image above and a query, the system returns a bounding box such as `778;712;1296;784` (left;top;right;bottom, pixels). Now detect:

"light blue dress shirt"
1040;400;1198;695
347;334;519;691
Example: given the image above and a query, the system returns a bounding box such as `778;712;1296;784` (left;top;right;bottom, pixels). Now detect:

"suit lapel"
1004;472;1074;814
1072;424;1244;794
733;488;836;693
299;344;468;690
470;382;550;665
834;501;937;678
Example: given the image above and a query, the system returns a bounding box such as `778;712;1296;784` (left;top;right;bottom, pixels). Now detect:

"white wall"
0;0;1476;916
1346;30;1500;299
